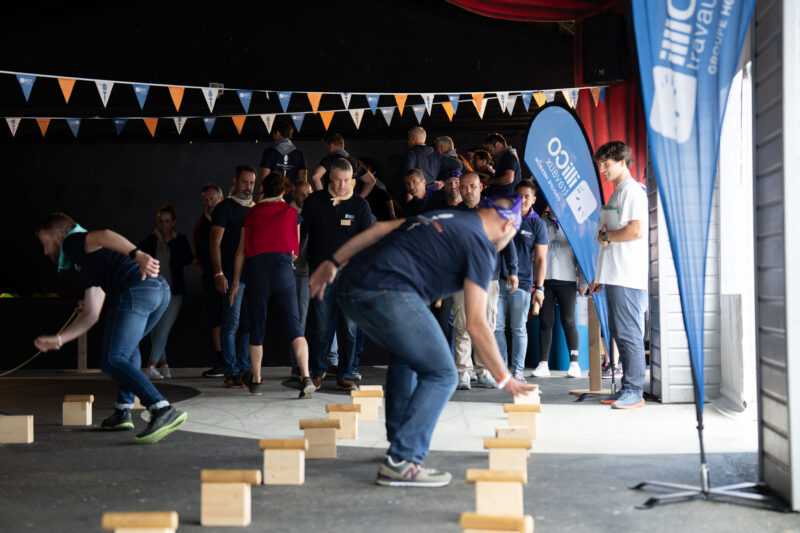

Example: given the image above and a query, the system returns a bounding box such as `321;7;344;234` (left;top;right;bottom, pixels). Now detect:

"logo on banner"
566;181;597;224
651;66;698;143
534;135;598;224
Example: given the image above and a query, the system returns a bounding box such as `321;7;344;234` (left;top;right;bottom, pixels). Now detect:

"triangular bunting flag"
380;107;395;126
533;91;547;108
599;87;606;103
168;86;185;112
421;93;434;115
232;116;246;135
203;117;216;134
441;102;454;122
278;92;292;113
471;93;484;115
569;88;580;108
544;90;555;103
447;94;460;114
475;98;488;119
204;88;220;112
143;118;158;138
260;114;275;133
590;87;602;107
16;74;35;101
349;109;364;129
411;104;425;124
394;94;407;116
95;80;114;107
113;119;127;135
340;92;352;109
561;89;579;108
66;118;81;137
307;93;322;113
36;118;50;137
506;94;518;115
319;111;335;130
173;117;187;135
58;78;76;103
6;118;20;136
366;94;379;115
133;84;150;109
521;91;533;111
291;113;305;132
237;90;253;113
496;92;509;112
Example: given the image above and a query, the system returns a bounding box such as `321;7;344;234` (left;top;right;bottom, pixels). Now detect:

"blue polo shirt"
211;198;250;279
261;146;307;184
342;210;497;304
61;232;141;294
484;147;521;197
507;213;548;291
403;188;447;216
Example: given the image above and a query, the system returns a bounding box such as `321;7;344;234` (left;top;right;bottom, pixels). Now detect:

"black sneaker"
223;373;246;389
101;409;134;431
242;370;263;395
202;366;224;378
299;377;315;399
134;406;187;444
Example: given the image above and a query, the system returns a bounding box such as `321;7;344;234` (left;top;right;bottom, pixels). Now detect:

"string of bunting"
1;70;607;138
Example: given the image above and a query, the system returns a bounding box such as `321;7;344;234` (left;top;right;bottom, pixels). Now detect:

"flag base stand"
569;298;613;401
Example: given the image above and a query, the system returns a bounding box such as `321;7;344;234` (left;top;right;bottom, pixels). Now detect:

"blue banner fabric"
291;113;305;132
17;74;35;101
113;119;127;135
632;0;755;406
521;91;533;111
448;94;460;114
278;92;292;113
133;84;150;109
203;117;216;134
66;118;81;137
237;90;253;113
523;105;611;352
366;94;380;115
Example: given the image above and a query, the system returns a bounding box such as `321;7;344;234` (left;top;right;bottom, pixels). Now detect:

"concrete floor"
1;367;797;532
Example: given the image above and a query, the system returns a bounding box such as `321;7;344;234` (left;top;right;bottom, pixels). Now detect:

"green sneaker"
134;406;186;444
101;409;134;431
376;456;452;487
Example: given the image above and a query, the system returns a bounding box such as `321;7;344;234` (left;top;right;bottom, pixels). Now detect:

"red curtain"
445;0;616;22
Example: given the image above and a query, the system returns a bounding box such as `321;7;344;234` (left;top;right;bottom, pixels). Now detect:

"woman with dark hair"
230;172;315;398
473;149;495;186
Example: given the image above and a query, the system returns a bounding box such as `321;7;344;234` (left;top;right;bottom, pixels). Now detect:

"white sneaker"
158;364;172;379
566;361;582;378
513;370;527;383
145;366;164;380
531;362;550;377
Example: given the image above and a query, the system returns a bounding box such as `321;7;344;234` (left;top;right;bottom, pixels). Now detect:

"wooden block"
62;400;92;426
460;512;534;533
352;397;379;421
263;448;306;485
133;396;144;410
64;394;95;403
101;511;178;531
0;415;34;444
513;387;540;405
302;427;337;459
351;389;383;398
299;419;341;429
201;482;251;526
503;404;541;413
326;404;361;439
358;385;384;406
258;438;308;450
201;469;261;485
475;481;524;516
466;469;526;483
488;449;528;483
114;529;174;533
506;412;538;439
494;427;531;455
483;438;532;450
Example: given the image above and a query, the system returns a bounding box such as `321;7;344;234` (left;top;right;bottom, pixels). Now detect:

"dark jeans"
307;274;357;380
221;282;250;376
100;276;171;410
539;282;579;362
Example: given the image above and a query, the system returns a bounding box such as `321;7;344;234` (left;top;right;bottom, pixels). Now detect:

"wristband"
128;247;139;259
535;286;544;292
214;271;224;278
496;374;512;390
56;334;63;350
329;256;341;268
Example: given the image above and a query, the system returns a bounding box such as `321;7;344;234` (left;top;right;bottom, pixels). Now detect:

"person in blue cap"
309;194;536;488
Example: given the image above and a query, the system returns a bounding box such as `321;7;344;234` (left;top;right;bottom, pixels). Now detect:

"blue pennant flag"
366;94;380;115
291;112;305;132
238;90;253;113
203;117;216;134
447;94;460;114
113;119;127;135
17;74;36;101
599;87;605;104
521;91;533;111
632;0;756;407
523;105;611;353
133;84;150;109
278;92;292;113
412;104;425;124
66;118;81;137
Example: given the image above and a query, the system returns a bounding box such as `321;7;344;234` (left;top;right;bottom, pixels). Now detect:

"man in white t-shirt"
588;141;648;409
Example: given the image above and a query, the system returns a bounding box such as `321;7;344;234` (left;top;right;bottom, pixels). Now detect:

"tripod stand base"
568;388;611;402
632;480;788;511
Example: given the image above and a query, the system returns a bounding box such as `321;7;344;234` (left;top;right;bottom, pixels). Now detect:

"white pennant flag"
260;114;275;133
544;90;556;103
95;80;114;107
380;107;395;126
173;117;187;134
565;88;580;108
505;94;518;115
349;108;365;129
412;104;425;124
6;118;20;136
475;98;488;119
204;88;220;112
496;92;509;112
340;92;352;109
421;93;434;115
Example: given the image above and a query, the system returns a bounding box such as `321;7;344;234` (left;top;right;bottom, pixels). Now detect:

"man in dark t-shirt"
310;133;376;197
483;132;522;197
34;213;187;444
402;168;446;216
211;165;256;387
309;194;535;488
258;119;307;194
403;126;463;188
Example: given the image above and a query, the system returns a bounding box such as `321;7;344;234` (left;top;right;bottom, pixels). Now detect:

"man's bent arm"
34;287;105;351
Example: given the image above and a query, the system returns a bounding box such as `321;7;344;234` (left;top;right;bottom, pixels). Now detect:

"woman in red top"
231;172;315;398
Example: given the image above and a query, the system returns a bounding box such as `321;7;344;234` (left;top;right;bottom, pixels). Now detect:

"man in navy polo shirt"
301;158;372;390
309;132;375;197
495;180;548;382
258;119;307;192
34;213;186;444
403;126;462;189
483;132;521;196
402;169;447;216
309;195;535;487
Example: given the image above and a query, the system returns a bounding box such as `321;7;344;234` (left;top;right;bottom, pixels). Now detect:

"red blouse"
244;201;299;258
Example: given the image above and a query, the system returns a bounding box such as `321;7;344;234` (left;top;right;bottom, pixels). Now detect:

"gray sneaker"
476;373;497;388
376;456;452;487
456;372;471;390
513;370;527;383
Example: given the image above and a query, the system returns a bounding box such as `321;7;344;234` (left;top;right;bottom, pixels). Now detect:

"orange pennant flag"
394;94;407;116
58;78;76;103
232;116;246;135
590;87;602;107
143;118;158;137
307;93;322;114
319;111;335;130
168;86;185;112
533;91;546;108
441;101;454;122
36;118;50;136
471;93;484;114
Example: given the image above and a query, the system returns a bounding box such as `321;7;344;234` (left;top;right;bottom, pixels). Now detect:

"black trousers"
538;282;579;362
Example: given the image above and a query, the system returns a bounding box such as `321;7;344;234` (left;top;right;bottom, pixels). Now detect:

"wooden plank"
466;469;526;483
459;513;533;533
299;419;341;429
483;438;532;450
503;404;541;413
325;404;362;413
64;394;94;403
201;470;261;485
258;438;308;451
101;512;179;530
351;390;383;398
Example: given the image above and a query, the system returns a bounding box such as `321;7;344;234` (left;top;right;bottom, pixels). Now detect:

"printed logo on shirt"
520;229;532;238
406;213;454;233
344;213;355;220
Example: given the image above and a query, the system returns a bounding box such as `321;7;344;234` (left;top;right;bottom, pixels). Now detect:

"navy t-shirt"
61;232;141;294
510;214;548;291
484;147;521;197
261;147;307;184
211;198;250;279
342;210;497;304
317;150;367;188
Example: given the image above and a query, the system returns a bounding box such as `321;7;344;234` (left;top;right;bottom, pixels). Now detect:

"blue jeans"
494;283;531;374
148;294;182;365
289;274;310;368
221;282;250;376
308;275;357;379
337;282;457;464
100;277;171;411
606;284;647;397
